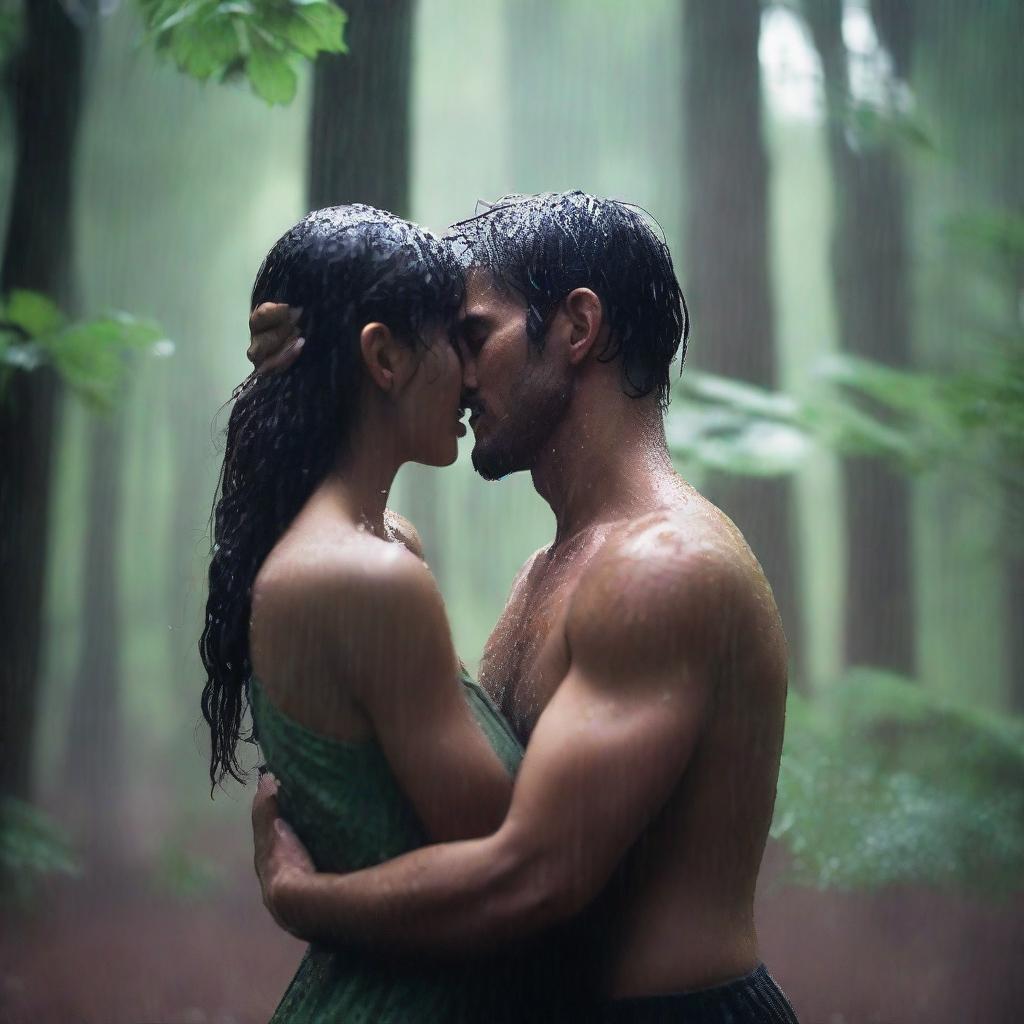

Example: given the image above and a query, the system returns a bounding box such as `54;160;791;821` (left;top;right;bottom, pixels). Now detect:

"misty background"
1;1;1022;1021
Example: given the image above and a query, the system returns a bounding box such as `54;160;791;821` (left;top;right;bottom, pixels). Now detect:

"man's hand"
248;302;305;375
252;773;316;937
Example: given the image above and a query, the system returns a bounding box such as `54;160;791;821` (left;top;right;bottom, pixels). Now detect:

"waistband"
600;963;799;1023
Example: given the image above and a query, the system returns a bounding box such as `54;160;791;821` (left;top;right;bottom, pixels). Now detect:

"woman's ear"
360;322;414;394
563;288;604;366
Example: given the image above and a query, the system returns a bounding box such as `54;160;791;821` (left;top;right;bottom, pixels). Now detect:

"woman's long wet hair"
200;205;463;791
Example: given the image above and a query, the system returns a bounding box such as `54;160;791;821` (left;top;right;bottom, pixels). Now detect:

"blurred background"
1;1;1022;1021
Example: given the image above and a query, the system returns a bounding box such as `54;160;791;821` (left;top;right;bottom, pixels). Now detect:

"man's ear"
562;288;604;366
360;322;413;394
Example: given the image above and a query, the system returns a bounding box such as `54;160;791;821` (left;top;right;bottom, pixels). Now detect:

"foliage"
0;290;173;411
670;205;1024;502
136;0;348;105
667;373;814;477
670;345;1022;496
0;798;82;906
772;670;1024;895
839;99;938;155
668;360;951;478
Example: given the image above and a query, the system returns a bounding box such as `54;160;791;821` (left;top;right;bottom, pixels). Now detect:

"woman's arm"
316;544;514;843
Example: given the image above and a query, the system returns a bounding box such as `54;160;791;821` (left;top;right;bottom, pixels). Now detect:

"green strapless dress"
250;671;573;1023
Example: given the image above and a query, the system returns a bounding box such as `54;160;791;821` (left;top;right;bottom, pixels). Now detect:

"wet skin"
456;271;787;990
251;275;790;997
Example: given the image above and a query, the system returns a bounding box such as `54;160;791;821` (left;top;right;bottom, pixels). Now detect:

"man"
247;192;799;1022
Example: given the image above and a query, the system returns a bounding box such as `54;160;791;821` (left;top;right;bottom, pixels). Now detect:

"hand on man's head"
248;302;305;375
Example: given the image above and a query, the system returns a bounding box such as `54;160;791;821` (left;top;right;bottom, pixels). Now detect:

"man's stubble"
470;356;573;482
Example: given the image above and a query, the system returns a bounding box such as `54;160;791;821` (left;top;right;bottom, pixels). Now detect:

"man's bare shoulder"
566;506;776;680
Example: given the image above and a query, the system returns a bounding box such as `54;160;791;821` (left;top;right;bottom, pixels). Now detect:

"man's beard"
470;364;571;481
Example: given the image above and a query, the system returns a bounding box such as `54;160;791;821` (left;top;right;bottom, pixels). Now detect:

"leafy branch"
0;290;173;411
136;0;348;105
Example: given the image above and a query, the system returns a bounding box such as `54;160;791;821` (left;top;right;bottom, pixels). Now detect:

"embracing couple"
201;192;800;1022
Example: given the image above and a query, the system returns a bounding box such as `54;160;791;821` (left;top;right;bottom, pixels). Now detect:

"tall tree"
0;0;84;802
682;0;803;677
61;412;126;855
912;0;1024;708
308;0;444;576
803;0;916;675
308;0;413;214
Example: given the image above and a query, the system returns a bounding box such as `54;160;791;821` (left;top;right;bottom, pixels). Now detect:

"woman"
200;206;569;1021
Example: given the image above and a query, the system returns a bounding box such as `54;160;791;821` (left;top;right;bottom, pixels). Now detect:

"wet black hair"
200;205;463;790
446;191;689;409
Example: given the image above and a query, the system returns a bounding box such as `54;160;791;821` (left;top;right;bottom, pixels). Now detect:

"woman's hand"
248;302;305;375
252;773;316;938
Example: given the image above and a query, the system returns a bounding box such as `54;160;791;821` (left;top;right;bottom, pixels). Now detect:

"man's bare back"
477;470;787;994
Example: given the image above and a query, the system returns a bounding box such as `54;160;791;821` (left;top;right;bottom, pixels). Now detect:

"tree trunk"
914;1;1024;708
0;0;84;802
682;0;803;679
308;0;413;213
61;413;125;857
307;0;444;576
805;0;916;675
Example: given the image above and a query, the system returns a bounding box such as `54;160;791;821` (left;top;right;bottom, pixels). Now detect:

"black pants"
598;964;799;1023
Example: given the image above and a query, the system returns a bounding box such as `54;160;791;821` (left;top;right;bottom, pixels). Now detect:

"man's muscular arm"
255;520;737;955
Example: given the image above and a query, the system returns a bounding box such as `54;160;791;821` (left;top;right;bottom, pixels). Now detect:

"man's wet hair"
447;191;689;409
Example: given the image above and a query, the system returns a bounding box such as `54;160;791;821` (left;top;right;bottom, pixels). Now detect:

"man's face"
457;269;572;481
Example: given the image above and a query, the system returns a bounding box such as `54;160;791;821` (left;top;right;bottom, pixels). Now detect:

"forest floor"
1;841;1022;1024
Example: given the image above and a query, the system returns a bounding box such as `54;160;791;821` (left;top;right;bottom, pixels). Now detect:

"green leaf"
678;370;802;422
139;1;346;103
247;37;298;105
816;353;944;420
4;289;66;337
839;100;939;155
170;11;240;79
37;313;166;410
668;406;813;477
151;0;207;37
293;1;348;54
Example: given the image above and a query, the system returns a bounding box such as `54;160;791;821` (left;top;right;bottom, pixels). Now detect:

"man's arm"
256;518;734;955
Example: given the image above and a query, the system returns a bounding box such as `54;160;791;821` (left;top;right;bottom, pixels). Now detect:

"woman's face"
399;324;467;468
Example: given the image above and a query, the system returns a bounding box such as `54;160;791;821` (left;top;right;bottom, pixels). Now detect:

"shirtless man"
247;192;799;1022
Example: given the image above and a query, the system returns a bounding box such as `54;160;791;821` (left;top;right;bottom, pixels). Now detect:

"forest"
1;1;1022;1021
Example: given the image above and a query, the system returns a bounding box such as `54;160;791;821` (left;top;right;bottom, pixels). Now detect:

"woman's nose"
459;351;478;390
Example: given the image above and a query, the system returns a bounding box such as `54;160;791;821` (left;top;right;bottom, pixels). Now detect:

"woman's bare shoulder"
256;527;437;623
251;528;452;722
